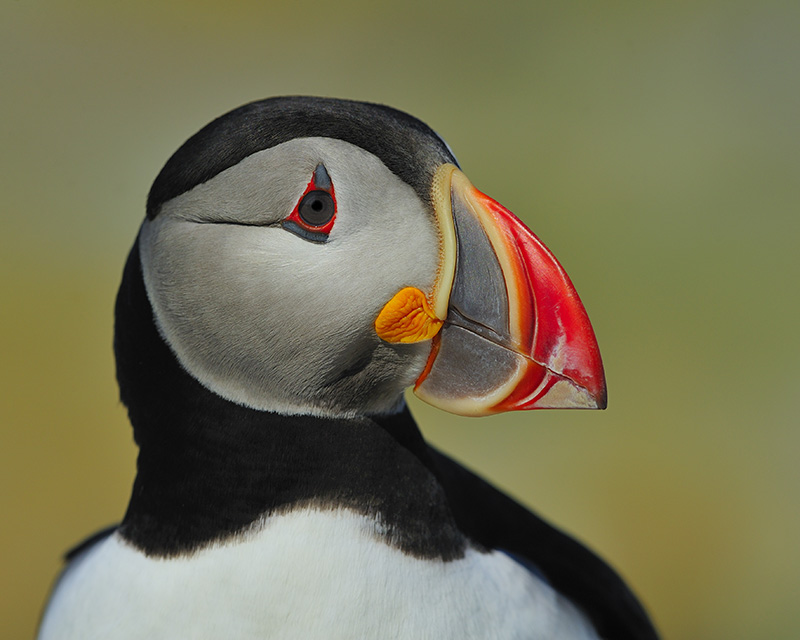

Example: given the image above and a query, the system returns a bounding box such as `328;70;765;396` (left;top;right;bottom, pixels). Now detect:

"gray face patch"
140;138;440;418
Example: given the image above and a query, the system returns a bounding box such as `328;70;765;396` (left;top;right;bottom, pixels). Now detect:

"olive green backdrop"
3;1;798;638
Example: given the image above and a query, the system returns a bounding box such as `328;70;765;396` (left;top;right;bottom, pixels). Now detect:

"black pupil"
298;191;335;227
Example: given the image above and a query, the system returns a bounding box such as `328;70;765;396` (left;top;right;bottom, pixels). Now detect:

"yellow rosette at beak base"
375;287;443;344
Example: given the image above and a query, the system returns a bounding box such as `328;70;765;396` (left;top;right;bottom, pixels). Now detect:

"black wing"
428;447;659;640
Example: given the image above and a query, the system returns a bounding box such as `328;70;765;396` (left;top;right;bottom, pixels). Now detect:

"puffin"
37;96;658;640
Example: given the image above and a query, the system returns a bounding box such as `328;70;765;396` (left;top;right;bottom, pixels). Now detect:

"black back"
429;449;660;640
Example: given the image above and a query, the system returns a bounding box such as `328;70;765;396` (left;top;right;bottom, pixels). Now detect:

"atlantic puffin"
37;96;658;640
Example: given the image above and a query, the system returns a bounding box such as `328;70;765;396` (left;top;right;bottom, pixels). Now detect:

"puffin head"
132;96;605;420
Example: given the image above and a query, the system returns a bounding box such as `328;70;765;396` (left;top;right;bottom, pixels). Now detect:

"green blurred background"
2;1;798;638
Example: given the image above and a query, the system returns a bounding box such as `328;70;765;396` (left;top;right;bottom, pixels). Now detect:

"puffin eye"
298;191;335;227
282;164;338;243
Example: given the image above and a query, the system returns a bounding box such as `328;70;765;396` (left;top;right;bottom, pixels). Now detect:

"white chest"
38;509;598;640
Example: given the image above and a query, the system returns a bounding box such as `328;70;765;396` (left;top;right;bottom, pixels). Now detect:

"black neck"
114;237;465;559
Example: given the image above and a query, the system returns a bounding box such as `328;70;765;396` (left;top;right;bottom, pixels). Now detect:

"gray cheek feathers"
139;138;441;418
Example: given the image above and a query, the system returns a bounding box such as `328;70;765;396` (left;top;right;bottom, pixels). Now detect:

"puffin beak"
376;164;606;416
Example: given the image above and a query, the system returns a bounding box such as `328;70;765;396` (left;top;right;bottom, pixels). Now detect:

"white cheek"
138;139;441;417
141;220;337;402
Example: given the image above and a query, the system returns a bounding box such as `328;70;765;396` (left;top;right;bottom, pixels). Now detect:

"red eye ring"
284;164;337;238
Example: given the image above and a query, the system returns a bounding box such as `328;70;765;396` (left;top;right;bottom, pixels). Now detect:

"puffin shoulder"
427;448;659;640
63;525;119;563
